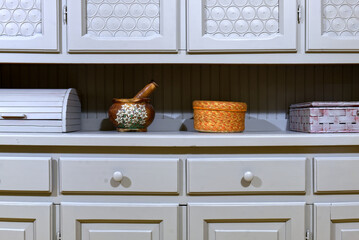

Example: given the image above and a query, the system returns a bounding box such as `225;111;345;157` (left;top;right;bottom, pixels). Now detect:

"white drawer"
187;157;306;194
60;157;179;194
0;157;52;193
61;203;178;240
314;157;359;193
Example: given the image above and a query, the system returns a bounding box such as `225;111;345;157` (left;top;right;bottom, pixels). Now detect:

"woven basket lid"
193;100;247;112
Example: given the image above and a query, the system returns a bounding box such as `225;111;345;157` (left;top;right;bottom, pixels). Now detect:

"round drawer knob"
113;171;123;182
243;171;254;182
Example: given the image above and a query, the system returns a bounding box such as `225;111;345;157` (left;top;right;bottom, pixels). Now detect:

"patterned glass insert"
87;0;160;38
204;0;279;39
322;0;359;37
0;0;42;37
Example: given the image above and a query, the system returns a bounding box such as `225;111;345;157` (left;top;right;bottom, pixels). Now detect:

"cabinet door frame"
315;203;359;240
61;203;178;240
188;203;305;240
0;0;59;52
306;0;359;52
187;0;298;52
67;0;178;53
0;202;53;240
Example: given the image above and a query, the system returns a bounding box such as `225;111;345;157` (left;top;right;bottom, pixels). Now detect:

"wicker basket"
193;101;247;133
289;102;359;133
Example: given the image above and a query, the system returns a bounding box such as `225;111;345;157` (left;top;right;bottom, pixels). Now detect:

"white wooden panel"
307;0;359;52
61;203;178;240
60;157;179;194
0;222;33;240
0;202;52;240
314;157;359;193
0;156;51;193
188;203;305;240
215;230;279;240
187;157;306;194
188;0;297;52
0;126;62;132
89;230;152;240
342;229;359;240
315;203;359;240
0;0;59;52
0;229;25;240
67;0;178;52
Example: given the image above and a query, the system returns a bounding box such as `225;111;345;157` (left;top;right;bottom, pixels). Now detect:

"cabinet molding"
306;0;359;52
0;0;59;52
188;203;305;240
67;0;178;53
187;0;297;52
61;203;178;240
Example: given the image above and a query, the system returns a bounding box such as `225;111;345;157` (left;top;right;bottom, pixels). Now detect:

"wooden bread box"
0;89;81;133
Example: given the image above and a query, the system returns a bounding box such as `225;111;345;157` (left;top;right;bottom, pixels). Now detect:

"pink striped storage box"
289;102;359;133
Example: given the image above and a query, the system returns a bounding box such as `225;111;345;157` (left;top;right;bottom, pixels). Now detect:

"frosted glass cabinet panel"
187;0;298;52
67;0;178;53
307;0;359;52
0;0;59;52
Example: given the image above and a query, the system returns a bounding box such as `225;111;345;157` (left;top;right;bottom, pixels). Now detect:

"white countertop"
0;131;358;147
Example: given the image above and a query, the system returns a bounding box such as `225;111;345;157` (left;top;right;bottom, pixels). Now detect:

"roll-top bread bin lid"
0;89;81;133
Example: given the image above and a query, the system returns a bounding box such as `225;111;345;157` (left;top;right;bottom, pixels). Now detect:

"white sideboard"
1;0;359;62
0;61;359;240
1;151;359;240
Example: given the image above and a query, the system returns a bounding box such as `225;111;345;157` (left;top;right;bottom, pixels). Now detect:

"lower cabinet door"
315;203;359;240
188;203;305;240
0;202;52;240
61;203;178;240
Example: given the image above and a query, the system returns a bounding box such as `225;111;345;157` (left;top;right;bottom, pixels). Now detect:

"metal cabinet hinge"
305;230;311;240
297;3;303;24
57;231;62;240
63;5;68;24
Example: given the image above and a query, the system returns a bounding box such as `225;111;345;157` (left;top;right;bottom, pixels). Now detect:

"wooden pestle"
133;81;159;99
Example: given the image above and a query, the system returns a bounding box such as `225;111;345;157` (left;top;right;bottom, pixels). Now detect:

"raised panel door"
315;203;359;240
0;202;52;240
188;203;305;240
61;203;178;240
67;0;178;52
187;0;298;52
0;0;59;52
307;0;359;52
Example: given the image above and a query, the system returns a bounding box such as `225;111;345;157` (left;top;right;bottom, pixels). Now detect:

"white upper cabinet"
307;0;359;52
187;0;298;52
67;0;178;53
0;0;59;52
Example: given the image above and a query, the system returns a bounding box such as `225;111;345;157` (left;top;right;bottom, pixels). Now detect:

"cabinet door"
189;203;305;240
0;0;59;52
187;0;297;52
315;203;359;240
0;202;52;240
67;0;178;53
307;0;359;52
61;203;178;240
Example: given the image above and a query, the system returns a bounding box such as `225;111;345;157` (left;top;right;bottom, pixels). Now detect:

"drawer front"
60;157;179;194
0;202;52;240
189;203;305;240
61;203;178;240
315;157;359;193
0;157;51;193
187;157;306;194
